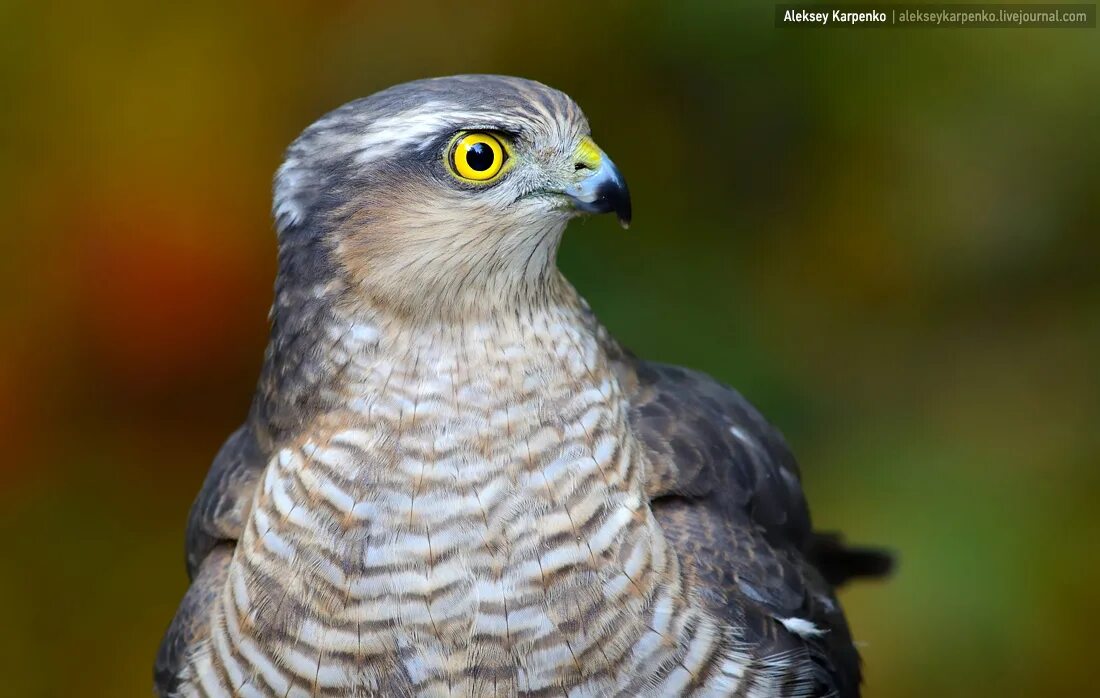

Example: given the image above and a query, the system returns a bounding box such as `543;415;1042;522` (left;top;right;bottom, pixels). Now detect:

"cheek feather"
323;175;569;319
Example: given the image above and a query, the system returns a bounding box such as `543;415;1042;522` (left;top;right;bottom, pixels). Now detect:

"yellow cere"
574;136;604;171
449;132;509;182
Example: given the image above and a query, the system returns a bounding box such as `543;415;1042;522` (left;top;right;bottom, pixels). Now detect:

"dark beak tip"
614;176;632;229
595;179;632;230
617;205;632;229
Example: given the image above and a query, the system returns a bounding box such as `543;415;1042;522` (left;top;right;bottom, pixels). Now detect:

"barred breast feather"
156;292;857;697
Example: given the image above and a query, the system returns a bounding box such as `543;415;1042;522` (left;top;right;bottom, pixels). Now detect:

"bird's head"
272;75;630;319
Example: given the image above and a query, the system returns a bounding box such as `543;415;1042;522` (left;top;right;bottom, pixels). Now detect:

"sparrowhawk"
156;75;891;698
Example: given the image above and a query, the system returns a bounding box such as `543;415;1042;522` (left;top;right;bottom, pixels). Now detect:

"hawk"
156;75;891;698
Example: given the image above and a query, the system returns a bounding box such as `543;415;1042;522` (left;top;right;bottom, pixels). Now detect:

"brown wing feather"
156;426;267;694
154;544;234;696
626;359;890;697
183;424;266;578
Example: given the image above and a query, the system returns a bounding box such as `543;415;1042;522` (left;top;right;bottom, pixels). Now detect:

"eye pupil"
465;142;495;172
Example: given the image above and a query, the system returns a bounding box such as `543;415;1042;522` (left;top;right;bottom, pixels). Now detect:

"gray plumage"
156;75;890;698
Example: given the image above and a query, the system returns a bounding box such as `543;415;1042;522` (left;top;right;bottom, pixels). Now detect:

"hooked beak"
558;136;632;229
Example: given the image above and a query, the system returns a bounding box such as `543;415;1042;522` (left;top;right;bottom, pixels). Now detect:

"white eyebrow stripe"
274;102;483;231
351;102;485;164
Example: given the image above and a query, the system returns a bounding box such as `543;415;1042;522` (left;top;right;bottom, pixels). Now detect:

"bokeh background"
3;1;1097;695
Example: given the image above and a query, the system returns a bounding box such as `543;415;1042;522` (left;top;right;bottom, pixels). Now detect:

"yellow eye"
449;132;508;182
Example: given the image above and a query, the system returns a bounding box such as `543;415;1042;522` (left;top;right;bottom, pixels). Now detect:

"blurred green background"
2;1;1097;696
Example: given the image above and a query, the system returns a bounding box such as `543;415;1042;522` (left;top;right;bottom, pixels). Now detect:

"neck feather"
252;251;607;445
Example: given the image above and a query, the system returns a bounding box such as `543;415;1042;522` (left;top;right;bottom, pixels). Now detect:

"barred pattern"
172;298;797;697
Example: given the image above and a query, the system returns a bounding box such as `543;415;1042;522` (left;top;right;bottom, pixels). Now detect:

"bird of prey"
156;75;891;698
